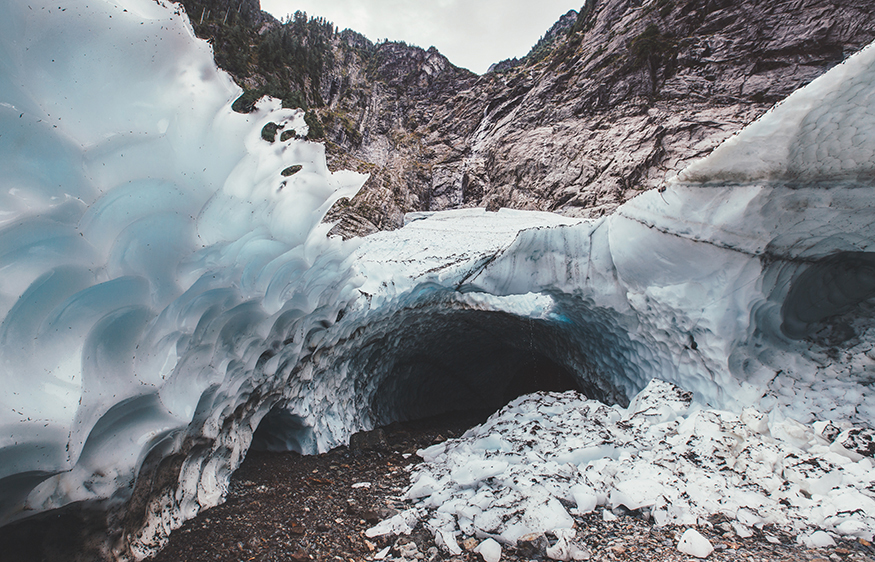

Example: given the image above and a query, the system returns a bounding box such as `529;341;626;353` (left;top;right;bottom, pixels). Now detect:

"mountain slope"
180;0;875;237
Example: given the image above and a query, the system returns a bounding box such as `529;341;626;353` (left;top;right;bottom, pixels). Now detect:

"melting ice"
1;0;875;558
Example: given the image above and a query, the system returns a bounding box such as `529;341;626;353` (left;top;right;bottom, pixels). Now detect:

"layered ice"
2;0;875;558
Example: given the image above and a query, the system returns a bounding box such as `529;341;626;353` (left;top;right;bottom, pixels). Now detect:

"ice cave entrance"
251;302;631;453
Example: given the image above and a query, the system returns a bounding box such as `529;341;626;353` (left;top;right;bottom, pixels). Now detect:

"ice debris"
368;380;875;551
474;538;502;562
677;528;714;558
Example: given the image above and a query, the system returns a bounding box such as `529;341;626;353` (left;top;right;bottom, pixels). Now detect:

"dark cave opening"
357;302;631;427
781;251;875;345
252;294;640;453
251;409;315;453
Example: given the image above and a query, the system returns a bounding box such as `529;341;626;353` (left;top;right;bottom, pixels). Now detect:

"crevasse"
1;0;874;558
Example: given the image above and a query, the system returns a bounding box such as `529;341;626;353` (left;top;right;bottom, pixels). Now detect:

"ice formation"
1;0;875;558
0;0;365;556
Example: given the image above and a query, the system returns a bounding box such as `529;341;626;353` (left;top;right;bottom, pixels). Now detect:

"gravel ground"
149;413;875;562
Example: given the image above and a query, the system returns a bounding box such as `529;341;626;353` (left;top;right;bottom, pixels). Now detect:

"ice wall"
0;0;365;557
465;45;875;425
2;0;875;558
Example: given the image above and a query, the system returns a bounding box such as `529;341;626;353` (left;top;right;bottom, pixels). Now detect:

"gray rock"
518;532;549;557
838;427;875;458
198;0;875;237
349;428;388;451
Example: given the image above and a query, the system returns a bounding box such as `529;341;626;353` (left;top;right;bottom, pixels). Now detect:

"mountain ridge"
178;0;875;237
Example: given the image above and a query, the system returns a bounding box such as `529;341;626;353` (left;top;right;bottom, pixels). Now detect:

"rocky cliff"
181;0;875;237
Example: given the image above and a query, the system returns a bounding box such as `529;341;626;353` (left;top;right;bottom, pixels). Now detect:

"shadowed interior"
252;292;647;451
781;251;875;345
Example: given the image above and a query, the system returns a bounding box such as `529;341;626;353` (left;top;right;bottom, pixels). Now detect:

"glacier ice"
0;0;365;556
1;0;875;558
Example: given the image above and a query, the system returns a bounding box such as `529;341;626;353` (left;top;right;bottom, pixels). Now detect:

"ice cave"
1;0;874;559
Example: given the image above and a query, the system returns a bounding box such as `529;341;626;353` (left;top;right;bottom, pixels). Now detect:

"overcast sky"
259;1;583;75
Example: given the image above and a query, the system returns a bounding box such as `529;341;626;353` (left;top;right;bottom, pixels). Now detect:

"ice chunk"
546;528;587;561
474;538;502;562
451;460;509;487
677;529;714;558
800;530;836;548
610;478;664;510
408;474;442;499
569;484;598;513
365;508;420;537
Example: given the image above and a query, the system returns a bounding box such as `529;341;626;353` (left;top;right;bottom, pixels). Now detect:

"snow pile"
369;381;875;549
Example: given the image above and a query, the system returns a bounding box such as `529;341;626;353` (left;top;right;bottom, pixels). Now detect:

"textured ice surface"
0;0;365;556
2;0;875;558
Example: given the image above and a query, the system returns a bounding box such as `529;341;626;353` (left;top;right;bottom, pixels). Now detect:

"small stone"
398;542;421;559
350;428;388;451
362;507;396;523
289;550;310;562
461;537;479;551
517;533;548;557
677;529;714;558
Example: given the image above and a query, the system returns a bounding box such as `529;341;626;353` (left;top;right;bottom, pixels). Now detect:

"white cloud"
259;0;583;74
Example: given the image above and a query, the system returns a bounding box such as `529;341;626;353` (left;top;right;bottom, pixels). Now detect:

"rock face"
182;0;875;237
